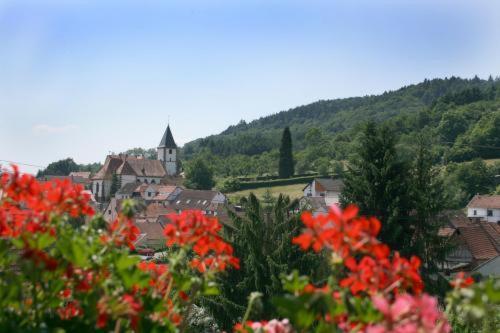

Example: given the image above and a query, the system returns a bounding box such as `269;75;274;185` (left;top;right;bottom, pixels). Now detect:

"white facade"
120;174;137;187
92;179;112;201
473;256;500;277
467;207;500;223
325;192;341;206
158;147;177;176
303;179;342;205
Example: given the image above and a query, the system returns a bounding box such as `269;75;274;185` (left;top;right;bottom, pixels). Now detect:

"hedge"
236;174;336;191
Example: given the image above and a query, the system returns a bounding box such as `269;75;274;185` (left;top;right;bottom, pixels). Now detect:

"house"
38;174;92;190
466;194;500;223
169;189;227;215
134;217;168;249
473;255;500;277
438;210;500;276
299;196;329;216
131;190;230;249
303;178;344;205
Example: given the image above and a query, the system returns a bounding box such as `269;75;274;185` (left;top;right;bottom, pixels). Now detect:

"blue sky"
1;0;499;174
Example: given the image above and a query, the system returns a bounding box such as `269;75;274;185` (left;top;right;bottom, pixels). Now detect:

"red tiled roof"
438;227;456;237
467;194;500;209
458;225;499;261
144;203;173;218
135;220;165;241
69;171;91;179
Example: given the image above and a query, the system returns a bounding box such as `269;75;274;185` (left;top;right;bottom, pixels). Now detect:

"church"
91;125;179;202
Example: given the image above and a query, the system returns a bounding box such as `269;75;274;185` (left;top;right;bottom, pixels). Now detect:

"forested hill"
183;76;499;161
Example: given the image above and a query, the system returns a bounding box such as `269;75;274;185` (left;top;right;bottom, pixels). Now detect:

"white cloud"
33;124;77;134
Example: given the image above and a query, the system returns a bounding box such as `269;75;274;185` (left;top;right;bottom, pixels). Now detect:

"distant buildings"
91;125;179;202
467;194;500;223
38;173;92;190
300;178;344;215
439;210;500;277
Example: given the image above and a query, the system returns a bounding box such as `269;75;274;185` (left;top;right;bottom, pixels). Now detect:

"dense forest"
181;76;500;177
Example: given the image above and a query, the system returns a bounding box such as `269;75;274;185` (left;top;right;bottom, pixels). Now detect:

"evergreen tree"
109;172;120;198
409;134;450;290
278;127;294;178
203;194;327;330
184;158;215;190
340;122;412;253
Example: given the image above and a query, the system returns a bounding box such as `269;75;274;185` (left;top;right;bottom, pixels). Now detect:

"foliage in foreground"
0;165;498;332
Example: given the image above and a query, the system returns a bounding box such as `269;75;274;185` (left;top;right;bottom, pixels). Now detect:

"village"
36;124;500;279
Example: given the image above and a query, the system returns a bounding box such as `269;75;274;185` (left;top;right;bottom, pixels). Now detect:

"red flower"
450;272;474;288
293;205;382;259
163;210;240;272
57;300;83;320
105;216;140;250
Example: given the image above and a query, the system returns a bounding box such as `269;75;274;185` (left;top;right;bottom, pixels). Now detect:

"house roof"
38;175;91;185
116;182;141;196
315;178;344;192
458;225;500;261
300;196;328;213
121;158;166;178
69;171;91;179
438;227;456;237
152;186;180;201
158;125;177;148
143;203;174;218
135;219;165;241
467;194;500;209
441;210;472;229
92;155;166;180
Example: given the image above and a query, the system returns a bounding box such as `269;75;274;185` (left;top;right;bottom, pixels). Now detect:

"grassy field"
226;183;306;202
484;158;500;166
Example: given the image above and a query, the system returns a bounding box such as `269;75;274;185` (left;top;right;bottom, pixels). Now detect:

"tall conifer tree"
109;172;120;198
410;134;450;287
340;122;412;253
278;127;294;178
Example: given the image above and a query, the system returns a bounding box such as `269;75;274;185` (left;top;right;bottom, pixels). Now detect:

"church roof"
92;155;166;180
158;125;177;148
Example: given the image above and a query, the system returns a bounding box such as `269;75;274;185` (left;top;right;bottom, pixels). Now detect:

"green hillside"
182;76;500;177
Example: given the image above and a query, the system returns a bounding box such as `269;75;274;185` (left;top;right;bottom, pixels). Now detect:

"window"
108;210;111;214
474;210;477;216
487;210;493;217
151;179;156;184
169;149;172;154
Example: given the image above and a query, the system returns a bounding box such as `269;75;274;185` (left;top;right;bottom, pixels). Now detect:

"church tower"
158;125;178;176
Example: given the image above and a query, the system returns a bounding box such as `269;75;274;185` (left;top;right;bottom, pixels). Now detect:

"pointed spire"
159;125;177;148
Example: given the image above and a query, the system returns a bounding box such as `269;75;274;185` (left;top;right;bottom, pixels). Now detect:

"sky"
1;0;499;174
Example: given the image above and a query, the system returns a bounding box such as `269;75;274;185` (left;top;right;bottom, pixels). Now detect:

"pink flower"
368;294;450;333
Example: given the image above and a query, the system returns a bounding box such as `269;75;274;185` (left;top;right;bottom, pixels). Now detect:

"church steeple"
157;125;178;176
159;125;177;149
